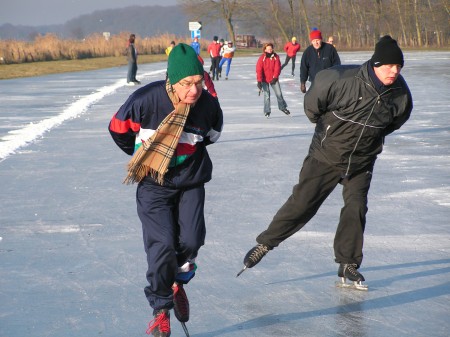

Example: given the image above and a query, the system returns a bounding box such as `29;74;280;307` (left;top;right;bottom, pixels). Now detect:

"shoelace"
146;311;170;335
346;264;359;276
249;245;269;263
173;284;189;321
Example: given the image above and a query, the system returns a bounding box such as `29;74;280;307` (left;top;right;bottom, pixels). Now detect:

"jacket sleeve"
273;55;281;78
256;56;263;82
203;71;218;98
108;99;141;155
300;50;309;83
204;98;223;146
383;77;413;136
304;69;335;123
331;46;341;66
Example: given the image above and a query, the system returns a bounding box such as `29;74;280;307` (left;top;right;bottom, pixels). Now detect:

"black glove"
257;82;262;90
300;82;306;93
270;78;278;85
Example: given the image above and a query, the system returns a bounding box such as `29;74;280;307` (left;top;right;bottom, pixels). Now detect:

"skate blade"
335;278;368;291
236;266;247;277
180;322;190;337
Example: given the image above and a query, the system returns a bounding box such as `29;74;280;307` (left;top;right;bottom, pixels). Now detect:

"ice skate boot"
237;243;270;277
336;263;368;291
282;108;291;116
172;283;191;336
172;282;189;322
146;309;171;337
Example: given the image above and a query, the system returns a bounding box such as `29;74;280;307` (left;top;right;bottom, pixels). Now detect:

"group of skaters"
258;28;341;117
111;30;413;337
205;35;236;81
188;28;341;118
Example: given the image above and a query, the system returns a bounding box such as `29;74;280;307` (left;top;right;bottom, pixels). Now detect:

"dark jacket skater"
242;36;412;285
126;34;140;84
109;43;223;336
300;28;340;93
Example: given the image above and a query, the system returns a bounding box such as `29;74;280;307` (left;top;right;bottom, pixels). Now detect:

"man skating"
239;36;412;290
109;43;223;336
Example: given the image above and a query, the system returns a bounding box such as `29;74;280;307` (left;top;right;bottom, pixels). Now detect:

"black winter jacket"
300;43;341;84
304;61;413;177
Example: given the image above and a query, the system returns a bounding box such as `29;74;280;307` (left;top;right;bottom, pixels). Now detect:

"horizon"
0;0;178;26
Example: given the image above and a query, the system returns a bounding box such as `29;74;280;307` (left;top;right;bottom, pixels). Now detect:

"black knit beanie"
371;35;404;68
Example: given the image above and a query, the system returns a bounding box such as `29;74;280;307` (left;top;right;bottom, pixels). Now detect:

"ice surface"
0;51;449;337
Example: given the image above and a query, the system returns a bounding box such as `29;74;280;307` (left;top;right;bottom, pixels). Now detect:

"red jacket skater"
284;41;301;57
256;52;282;84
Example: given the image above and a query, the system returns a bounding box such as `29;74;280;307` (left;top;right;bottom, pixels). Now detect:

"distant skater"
256;43;290;118
281;37;301;76
126;34;140;85
218;41;236;80
300;28;340;93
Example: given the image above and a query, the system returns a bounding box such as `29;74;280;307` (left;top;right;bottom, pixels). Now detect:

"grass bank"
0;54;170;80
0;49;261;80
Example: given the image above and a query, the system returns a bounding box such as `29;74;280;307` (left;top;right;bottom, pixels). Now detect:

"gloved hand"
300;82;306;93
270;78;278;85
257;82;262;90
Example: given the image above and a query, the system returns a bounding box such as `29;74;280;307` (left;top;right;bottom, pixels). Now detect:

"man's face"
311;39;322;49
172;75;203;104
374;64;402;86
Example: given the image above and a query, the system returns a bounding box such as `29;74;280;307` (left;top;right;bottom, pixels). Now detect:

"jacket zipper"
321;125;331;147
344;77;399;177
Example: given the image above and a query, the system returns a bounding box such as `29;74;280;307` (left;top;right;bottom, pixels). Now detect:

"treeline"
182;0;449;49
0;33;201;64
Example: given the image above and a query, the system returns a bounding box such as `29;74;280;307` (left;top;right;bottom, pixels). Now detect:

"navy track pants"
136;182;206;311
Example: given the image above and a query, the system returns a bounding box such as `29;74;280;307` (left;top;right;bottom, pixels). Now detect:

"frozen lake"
0;51;449;337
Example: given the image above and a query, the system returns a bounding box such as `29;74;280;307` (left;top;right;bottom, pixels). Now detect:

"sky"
0;0;178;26
0;52;449;336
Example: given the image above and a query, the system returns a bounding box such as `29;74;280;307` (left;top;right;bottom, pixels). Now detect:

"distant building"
235;34;260;48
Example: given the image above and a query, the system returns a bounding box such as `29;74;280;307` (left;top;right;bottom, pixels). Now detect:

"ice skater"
239;36;412;290
109;43;223;336
300;28;340;93
218;41;236;80
256;43;290;118
280;36;301;76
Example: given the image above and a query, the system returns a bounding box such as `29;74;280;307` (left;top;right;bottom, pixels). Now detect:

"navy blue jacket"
109;80;223;188
300;42;341;83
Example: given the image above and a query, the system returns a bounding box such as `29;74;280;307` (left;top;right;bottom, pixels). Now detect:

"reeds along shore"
0;33;200;65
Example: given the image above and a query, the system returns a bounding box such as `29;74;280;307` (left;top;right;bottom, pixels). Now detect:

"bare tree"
177;0;448;49
270;0;289;42
413;0;423;47
298;0;311;41
179;0;239;43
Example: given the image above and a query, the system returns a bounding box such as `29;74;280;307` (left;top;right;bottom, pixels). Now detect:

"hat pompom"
309;28;322;41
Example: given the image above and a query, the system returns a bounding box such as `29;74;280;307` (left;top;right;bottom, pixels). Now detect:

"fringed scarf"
123;79;190;185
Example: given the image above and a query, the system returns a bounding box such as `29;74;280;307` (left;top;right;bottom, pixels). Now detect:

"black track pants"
256;155;372;266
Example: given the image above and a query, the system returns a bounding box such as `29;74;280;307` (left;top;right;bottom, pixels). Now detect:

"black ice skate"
237;244;270;277
172;283;190;337
335;263;368;291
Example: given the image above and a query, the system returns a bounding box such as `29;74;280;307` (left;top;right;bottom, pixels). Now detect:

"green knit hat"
167;43;204;84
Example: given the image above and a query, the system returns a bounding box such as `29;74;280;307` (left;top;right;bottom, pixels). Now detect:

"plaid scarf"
123;79;191;185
